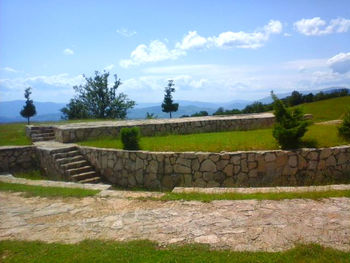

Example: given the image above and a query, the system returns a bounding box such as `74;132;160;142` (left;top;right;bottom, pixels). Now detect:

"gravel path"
0;192;349;251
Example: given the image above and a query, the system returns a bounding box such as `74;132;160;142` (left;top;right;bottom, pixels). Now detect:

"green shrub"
338;108;350;139
120;127;140;150
272;92;309;149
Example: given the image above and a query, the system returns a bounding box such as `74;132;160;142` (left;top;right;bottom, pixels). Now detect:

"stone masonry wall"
53;113;275;143
0;146;38;173
80;145;350;190
36;147;67;181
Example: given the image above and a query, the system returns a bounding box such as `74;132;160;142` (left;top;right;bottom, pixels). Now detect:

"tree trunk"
170;112;172;118
27;117;30;125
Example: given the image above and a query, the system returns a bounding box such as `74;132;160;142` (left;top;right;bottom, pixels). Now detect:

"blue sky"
1;0;350;103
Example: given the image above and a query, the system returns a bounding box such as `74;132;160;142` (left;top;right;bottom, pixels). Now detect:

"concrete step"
31;128;54;133
61;160;89;170
66;166;94;176
53;150;80;159
31;132;55;138
56;155;85;165
51;146;78;155
32;137;55;142
71;171;98;181
79;176;101;184
30;126;54;130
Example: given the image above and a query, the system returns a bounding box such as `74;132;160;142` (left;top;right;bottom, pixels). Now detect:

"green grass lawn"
155;190;350;202
295;96;350;122
79;124;349;152
0;182;100;198
0;123;31;146
1;240;349;263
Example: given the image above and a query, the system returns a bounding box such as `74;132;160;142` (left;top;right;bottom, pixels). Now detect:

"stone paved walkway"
0;192;349;251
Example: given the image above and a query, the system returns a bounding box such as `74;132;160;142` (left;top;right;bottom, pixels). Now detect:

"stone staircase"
51;146;101;184
30;126;55;142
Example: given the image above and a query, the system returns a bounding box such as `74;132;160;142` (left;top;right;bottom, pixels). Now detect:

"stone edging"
173;184;350;194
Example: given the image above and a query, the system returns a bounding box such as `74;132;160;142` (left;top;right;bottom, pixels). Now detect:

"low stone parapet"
0;146;38;172
80;145;350;190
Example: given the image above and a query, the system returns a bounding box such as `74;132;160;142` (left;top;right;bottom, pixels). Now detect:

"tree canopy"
20;87;36;124
61;71;135;120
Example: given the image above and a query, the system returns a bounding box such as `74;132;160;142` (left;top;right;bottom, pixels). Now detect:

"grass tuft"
156;190;350;202
0;182;100;198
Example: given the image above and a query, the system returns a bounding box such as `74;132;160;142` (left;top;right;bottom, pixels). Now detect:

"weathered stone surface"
0;146;37;173
200;159;217;172
1;192;349;251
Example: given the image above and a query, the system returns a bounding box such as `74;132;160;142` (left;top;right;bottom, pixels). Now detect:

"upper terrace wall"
49;113;275;143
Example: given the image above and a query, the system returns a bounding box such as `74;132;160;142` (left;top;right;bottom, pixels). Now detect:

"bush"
338;108;350;140
120;127;140;150
272;92;309;149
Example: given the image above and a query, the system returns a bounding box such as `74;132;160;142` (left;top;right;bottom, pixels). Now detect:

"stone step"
30;126;54;130
61;160;89;170
30;128;54;133
31;132;55;138
51;146;78;155
71;171;98;181
53;150;81;160
32;136;55;142
78;176;101;184
56;155;85;165
66;166;94;176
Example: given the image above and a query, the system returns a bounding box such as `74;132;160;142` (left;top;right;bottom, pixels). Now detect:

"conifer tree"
161;80;179;118
20;87;37;124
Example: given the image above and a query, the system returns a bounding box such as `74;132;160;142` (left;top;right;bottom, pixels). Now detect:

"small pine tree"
20;87;37;124
120;127;140;150
338;108;350;140
161;80;179;118
272;92;309;149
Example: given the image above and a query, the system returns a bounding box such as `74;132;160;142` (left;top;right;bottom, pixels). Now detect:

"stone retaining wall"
0;146;38;173
51;113;275;143
80;145;350;190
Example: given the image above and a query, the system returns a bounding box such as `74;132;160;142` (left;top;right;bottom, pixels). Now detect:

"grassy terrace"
0;123;31;146
79;123;349;152
294;96;350;122
0;240;349;263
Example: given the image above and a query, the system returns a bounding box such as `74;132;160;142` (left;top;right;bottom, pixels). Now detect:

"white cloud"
175;31;208;50
294;17;350;36
327;52;350;74
1;67;17;73
119;40;186;68
63;48;74;55
104;64;115;71
121;20;283;67
116;28;136;37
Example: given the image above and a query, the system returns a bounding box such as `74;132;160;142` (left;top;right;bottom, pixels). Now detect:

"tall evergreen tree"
20;87;37;124
161;80;179;118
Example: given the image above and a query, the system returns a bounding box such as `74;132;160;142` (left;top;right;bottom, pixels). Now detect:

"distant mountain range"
0;87;348;123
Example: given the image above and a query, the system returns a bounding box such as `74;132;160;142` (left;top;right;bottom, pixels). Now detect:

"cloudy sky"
1;0;350;103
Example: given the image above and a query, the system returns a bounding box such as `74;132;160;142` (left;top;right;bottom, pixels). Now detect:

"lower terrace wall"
54;113;275;143
0;146;38;173
80;145;350;190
